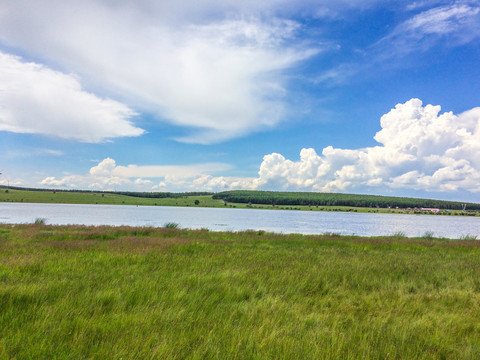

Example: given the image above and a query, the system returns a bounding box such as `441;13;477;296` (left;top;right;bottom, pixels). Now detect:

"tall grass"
459;233;478;241
1;224;480;359
163;222;179;229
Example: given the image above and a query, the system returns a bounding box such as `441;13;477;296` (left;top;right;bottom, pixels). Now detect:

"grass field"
0;188;473;216
1;224;480;359
0;188;223;207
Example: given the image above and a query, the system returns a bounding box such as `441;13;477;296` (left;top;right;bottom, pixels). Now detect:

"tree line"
213;190;480;210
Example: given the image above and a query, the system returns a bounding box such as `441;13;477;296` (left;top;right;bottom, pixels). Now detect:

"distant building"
421;208;440;213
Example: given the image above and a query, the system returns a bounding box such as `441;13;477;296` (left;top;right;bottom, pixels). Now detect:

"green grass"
1;224;480;359
1;188;475;216
0;188;223;207
163;222;180;229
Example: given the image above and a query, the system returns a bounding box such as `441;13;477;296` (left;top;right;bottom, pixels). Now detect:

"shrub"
164;222;179;229
460;234;478;241
34;218;46;225
323;232;341;237
422;231;435;239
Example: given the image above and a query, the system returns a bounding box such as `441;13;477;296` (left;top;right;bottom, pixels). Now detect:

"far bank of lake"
1;188;479;217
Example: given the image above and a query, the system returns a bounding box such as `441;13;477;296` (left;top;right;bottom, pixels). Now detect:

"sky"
1;0;480;201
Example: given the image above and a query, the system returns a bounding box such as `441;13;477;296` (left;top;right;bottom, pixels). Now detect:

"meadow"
0;188;475;216
0;188;222;207
1;224;480;359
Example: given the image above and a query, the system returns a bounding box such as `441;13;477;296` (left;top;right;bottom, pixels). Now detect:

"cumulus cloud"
189;99;480;194
0;52;144;142
0;178;22;187
0;0;323;143
37;99;480;195
40;158;231;191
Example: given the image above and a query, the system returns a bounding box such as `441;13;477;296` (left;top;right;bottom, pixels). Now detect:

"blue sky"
1;0;480;201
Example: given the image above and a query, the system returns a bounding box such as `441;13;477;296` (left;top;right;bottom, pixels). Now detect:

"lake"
1;202;479;239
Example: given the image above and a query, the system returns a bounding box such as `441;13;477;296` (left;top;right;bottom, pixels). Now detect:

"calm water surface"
1;202;479;239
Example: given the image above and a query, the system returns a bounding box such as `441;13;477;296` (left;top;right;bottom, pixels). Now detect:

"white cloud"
379;2;480;54
40;158;231;191
405;3;479;36
405;1;445;11
0;1;323;143
319;1;480;85
3;148;64;160
189;99;480;194
0;52;144;142
192;174;260;191
134;178;152;186
35;99;480;195
89;158;231;179
0;178;22;187
89;158;117;177
40;177;71;187
40;149;64;156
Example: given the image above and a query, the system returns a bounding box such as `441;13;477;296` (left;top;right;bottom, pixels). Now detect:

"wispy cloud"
3;148;64;160
405;0;449;11
313;1;480;85
40;149;64;156
378;2;480;55
0;1;325;143
4;0;445;143
312;63;360;86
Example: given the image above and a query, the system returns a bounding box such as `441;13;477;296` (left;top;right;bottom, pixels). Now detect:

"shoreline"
1;222;478;241
1;188;478;217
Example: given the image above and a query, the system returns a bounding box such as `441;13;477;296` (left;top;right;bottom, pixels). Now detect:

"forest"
213;190;480;210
